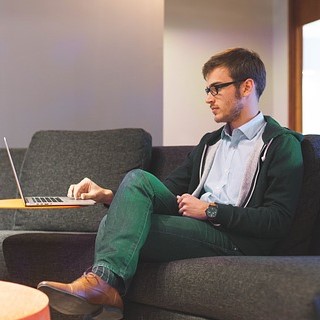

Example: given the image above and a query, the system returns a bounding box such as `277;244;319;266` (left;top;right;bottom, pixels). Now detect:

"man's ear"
242;78;255;97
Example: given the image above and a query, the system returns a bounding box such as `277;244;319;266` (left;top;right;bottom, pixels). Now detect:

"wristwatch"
205;203;218;221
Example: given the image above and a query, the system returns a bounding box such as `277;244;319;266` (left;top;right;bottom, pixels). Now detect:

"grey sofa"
1;129;320;320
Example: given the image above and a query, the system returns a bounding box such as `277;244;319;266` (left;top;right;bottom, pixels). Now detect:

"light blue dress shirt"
200;112;266;206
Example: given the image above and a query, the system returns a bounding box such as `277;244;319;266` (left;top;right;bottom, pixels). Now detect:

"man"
37;48;303;320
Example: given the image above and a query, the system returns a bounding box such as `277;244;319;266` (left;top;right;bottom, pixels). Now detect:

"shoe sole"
38;285;102;315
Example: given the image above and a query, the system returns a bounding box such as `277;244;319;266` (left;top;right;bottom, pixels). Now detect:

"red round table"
0;281;50;319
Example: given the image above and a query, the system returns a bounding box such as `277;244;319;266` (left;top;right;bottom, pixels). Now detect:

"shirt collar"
221;112;266;140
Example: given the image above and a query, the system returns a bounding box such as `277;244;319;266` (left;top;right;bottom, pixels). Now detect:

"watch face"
206;205;218;219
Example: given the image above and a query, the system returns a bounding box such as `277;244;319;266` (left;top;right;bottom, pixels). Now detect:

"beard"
226;98;244;123
214;89;245;124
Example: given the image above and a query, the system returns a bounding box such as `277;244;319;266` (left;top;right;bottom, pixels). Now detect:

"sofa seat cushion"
124;302;211;320
127;256;320;320
13;129;151;232
0;230;63;281
3;232;96;287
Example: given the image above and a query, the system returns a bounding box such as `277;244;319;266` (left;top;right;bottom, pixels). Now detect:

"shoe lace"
82;270;101;286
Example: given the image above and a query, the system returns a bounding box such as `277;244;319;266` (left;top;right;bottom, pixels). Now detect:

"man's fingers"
67;184;75;198
80;192;93;200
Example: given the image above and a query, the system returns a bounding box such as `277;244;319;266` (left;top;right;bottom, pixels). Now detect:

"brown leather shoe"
37;272;123;319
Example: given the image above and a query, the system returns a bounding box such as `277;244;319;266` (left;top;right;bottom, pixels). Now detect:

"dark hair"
202;48;266;99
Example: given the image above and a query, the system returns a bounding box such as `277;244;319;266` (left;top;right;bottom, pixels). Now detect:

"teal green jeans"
93;169;242;293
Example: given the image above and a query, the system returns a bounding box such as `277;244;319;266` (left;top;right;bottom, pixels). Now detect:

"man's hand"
177;193;208;220
67;177;114;205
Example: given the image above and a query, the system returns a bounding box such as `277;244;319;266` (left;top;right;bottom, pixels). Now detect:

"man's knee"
121;169;153;187
124;169;147;182
122;169;159;192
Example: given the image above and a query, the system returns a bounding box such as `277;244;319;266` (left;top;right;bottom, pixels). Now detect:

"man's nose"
205;92;215;104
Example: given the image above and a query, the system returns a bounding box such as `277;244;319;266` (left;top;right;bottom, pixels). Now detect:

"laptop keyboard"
32;197;64;203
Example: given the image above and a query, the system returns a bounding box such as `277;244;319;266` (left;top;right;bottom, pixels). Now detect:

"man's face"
205;67;244;127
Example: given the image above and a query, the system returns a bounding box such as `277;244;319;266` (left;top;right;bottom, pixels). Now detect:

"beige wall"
0;0;288;147
164;0;288;145
0;0;163;147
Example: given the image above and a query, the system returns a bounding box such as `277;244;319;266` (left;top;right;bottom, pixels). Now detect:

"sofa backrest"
0;148;26;230
0;142;192;232
149;146;194;181
11;129;152;232
1;131;320;256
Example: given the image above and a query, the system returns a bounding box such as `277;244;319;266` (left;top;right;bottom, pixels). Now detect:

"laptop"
4;137;96;207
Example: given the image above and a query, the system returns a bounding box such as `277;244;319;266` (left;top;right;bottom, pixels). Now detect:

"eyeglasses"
205;79;246;96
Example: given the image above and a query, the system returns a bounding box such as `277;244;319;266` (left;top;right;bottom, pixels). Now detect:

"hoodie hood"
262;116;303;143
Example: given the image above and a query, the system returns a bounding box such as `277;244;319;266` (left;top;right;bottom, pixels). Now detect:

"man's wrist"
102;189;114;206
205;202;218;221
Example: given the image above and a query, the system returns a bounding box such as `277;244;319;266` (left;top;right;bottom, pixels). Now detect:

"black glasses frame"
205;79;246;96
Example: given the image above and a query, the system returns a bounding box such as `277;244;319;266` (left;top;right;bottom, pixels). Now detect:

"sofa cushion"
0;149;26;230
127;256;320;320
13;129;152;232
3;232;96;287
124;302;210;320
149;146;194;181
